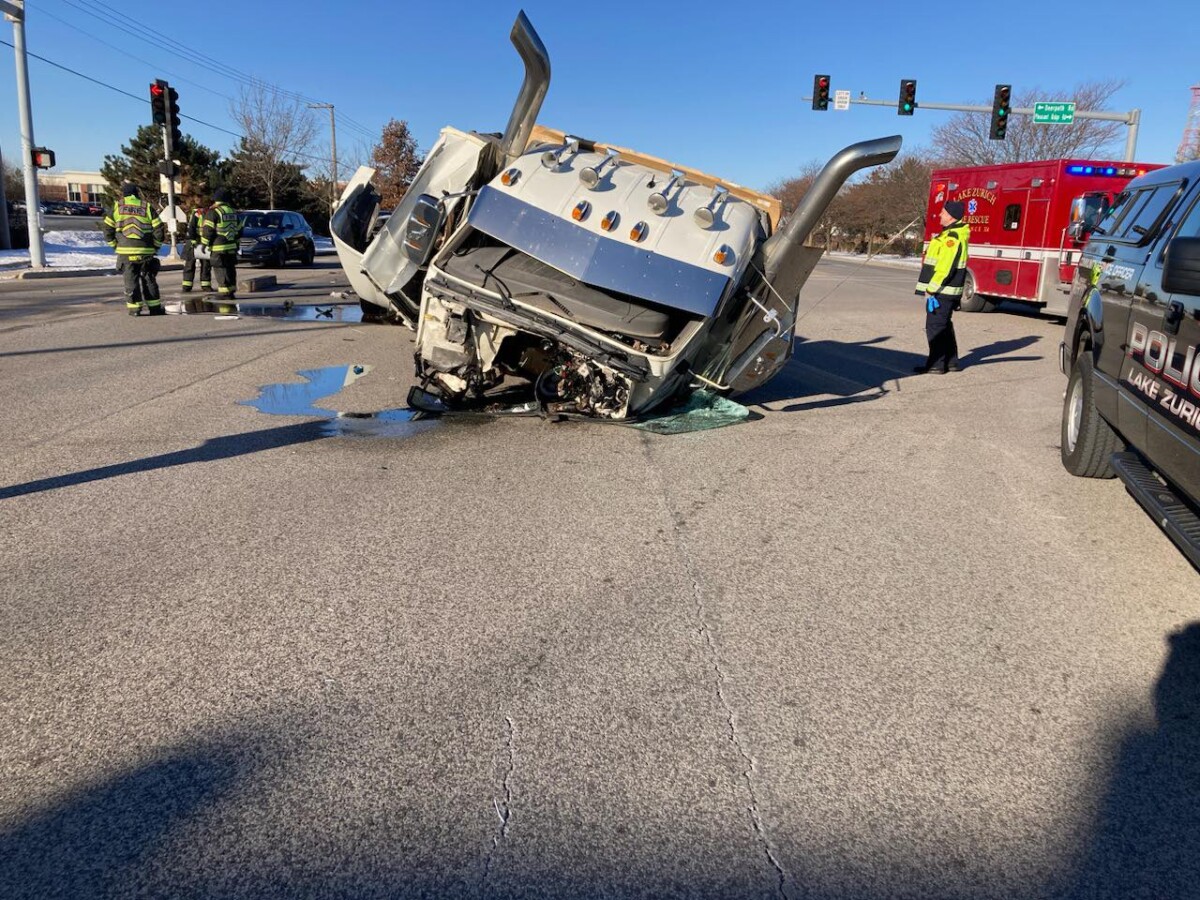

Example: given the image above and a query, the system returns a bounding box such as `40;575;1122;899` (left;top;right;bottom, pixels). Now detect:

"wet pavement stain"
239;364;433;438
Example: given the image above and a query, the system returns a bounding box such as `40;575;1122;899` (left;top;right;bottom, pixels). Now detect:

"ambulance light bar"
1065;164;1147;177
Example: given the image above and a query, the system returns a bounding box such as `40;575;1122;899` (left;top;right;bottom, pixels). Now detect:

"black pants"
182;242;211;290
119;256;161;309
212;251;238;297
924;298;959;371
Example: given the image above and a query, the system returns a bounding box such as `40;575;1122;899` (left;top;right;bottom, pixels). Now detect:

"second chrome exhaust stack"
500;11;552;164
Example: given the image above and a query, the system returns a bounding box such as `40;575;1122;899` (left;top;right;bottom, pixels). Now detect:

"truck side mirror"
1163;237;1200;296
402;194;446;265
1067;221;1088;242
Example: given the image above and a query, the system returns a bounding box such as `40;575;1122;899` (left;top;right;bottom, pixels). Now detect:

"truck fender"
1074;287;1106;363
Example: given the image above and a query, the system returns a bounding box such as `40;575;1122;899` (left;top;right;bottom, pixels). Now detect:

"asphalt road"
1;258;1196;899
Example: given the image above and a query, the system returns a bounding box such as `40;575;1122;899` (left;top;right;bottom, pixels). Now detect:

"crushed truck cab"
331;11;901;421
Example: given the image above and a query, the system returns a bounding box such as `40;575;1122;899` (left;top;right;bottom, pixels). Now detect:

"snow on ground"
826;250;922;269
0;231;338;272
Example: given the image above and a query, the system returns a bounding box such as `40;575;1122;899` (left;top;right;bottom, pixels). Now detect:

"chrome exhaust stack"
761;135;903;298
500;11;552;164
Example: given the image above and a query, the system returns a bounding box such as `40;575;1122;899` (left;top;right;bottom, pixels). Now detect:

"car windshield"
241;213;284;229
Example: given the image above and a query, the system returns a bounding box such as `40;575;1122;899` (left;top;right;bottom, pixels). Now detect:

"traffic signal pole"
3;0;45;267
808;94;1143;161
160;126;179;260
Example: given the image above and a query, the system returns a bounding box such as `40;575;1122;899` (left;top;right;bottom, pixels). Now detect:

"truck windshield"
1080;194;1110;232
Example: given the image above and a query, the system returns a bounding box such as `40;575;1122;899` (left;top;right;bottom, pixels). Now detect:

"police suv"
1061;160;1200;568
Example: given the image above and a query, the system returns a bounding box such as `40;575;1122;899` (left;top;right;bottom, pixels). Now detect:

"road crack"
640;434;791;900
481;715;515;894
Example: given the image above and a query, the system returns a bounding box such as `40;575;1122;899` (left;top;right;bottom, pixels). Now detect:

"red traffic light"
150;83;164;97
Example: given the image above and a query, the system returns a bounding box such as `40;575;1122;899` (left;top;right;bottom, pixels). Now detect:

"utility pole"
3;0;45;267
308;103;337;210
808;93;1143;161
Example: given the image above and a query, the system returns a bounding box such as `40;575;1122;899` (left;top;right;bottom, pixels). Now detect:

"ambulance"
924;159;1164;314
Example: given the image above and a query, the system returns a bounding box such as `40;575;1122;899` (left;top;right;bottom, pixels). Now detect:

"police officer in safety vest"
102;182;166;316
182;203;212;293
914;199;970;373
201;187;242;300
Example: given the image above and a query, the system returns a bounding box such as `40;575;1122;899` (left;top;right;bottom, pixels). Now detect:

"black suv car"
1061;159;1200;567
237;210;316;267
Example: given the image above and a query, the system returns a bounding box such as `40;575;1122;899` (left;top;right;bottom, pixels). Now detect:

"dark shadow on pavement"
0;422;327;500
0;728;265;900
958;335;1043;368
1062;621;1200;899
0;325;343;359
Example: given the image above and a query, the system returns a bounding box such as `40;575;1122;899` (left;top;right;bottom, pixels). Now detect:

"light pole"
308;103;337;210
3;0;45;267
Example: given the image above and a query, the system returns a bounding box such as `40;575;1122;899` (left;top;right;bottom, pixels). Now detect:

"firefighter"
182;203;212;293
913;199;970;373
202;187;242;301
102;182;166;316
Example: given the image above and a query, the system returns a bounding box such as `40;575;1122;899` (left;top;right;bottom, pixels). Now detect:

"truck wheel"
1061;351;1120;478
957;271;993;312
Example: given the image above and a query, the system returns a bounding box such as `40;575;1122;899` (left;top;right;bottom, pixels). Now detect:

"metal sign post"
160;127;179;260
3;0;46;267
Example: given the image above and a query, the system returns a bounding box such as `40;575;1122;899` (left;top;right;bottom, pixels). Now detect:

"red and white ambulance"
924;158;1165;315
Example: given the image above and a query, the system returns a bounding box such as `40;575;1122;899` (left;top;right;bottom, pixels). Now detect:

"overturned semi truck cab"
331;12;901;421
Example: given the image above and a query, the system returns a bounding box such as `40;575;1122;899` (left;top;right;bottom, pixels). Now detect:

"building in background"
38;170;106;203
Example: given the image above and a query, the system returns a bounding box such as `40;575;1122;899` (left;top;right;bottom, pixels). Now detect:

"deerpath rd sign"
1034;102;1076;125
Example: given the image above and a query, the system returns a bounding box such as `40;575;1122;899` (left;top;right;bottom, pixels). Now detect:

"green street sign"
1034;101;1076;125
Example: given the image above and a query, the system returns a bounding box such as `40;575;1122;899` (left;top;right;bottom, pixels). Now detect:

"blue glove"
925;295;940;314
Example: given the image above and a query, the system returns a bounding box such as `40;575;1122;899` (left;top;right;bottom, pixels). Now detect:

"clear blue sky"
1;0;1196;191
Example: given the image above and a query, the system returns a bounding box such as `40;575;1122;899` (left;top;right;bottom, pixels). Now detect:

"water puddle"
239;364;433;438
235;302;365;322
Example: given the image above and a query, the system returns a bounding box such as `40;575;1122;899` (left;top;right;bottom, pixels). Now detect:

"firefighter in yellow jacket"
913;199;970;373
201;187;242;300
102;182;166;316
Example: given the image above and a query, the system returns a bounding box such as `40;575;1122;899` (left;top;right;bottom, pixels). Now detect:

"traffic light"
990;84;1012;140
812;74;830;111
898;79;917;115
167;86;182;153
31;147;55;169
149;79;167;126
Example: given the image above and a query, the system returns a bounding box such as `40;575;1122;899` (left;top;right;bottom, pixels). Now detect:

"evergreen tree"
100;125;221;210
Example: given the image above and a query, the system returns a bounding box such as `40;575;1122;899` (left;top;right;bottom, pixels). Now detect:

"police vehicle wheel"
1061;351;1120;478
957;270;993;313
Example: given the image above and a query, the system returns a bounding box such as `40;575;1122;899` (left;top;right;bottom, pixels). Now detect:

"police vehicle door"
1089;185;1168;447
1144;184;1200;489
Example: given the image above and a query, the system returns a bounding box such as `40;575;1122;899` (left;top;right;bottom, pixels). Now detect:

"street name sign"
1034;102;1076;125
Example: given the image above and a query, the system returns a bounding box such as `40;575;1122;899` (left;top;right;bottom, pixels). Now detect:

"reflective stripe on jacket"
202;202;241;252
915;220;970;299
187;208;207;245
102;196;165;257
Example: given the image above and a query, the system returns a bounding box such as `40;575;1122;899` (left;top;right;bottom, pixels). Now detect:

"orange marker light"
630;221;648;242
714;245;732;265
572;200;591;221
500;168;521;186
601;210;619;231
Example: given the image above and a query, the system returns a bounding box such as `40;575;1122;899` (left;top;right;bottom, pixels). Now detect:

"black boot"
147;305;166;316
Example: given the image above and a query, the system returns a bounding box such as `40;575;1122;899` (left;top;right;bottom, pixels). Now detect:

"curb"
9;260;186;280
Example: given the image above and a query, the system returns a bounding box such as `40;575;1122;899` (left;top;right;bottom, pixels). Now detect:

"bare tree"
930;79;1126;165
230;85;319;208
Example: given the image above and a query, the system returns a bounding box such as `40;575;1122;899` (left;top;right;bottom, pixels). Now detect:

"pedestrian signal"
31;147;55;169
150;79;168;126
812;75;830;112
991;84;1012;140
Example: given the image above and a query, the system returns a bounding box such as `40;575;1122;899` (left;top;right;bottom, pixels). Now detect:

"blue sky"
1;0;1196;191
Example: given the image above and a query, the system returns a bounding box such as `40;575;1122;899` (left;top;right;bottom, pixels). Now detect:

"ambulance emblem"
967;199;979;215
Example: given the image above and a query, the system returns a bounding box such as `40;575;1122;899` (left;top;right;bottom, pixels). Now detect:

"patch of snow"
314;237;336;256
0;230;173;272
826;250;921;270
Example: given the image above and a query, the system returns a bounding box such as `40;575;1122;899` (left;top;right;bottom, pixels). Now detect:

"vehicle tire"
1061;351;1120;478
301;242;315;266
957;270;994;312
272;245;287;268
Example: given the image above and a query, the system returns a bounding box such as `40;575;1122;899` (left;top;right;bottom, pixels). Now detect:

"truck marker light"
501;168;521;186
601;210;619;231
630;221;648;242
713;245;732;265
572;200;591;221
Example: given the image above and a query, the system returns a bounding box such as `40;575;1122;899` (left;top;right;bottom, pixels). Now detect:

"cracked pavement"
1;259;1198;899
